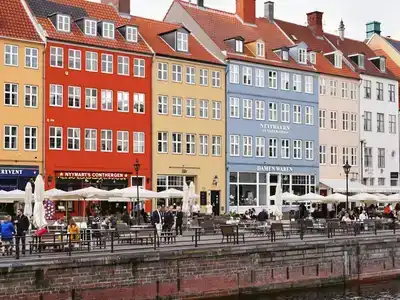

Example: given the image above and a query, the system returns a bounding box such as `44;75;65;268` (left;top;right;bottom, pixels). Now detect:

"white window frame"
85;88;97;110
101;89;113;111
305;106;314;125
268;102;278;122
3;125;18;150
230;97;239;118
255;100;265;121
235;40;243;53
24;85;38;108
186;98;196;117
117;131;129;153
186;66;195;84
50;84;63;107
243;66;252;85
117;56;129;76
330;146;338;165
56;14;71;32
67;127;80;151
158;132;168;154
256;42;265;57
319;109;326;129
4;44;18;67
230;135;239;157
24;126;37;151
158;95;168;115
158;62;168;81
50;47;63;68
172;132;182;154
101;54;113;74
84;19;97;36
281;139;290;159
319;145;326;165
133;132;145;153
255;69;265;87
134;58;145;78
334;52;342;68
172;64;182;82
212;136;222;156
305;76;313;94
293;140;302;160
133;93;145;114
243;136;253;157
117;91;129;112
212;71;221;88
199;135;209;156
4;83;18;106
281;103;290;123
330;111;337;130
199;100;209;119
281;72;290;91
102;22;115;39
186;134;196;155
243;99;253;119
350;113;357;132
268;138;278;158
255;137;265;157
298;48;307;64
293;105;301;124
25;47;38;69
212;101;221;120
230;64;239;84
293;74;302;92
177;32;189;52
305;141;314;160
86;51;98;72
85;128;97;152
330;80;337;96
268;71;277;89
68;86;81;108
101;130;113;152
172;97;182;116
126;26;138;43
49;126;62;150
68;49;81;70
200;69;209;86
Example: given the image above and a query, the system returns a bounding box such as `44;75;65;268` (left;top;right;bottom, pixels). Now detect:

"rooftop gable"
0;0;43;43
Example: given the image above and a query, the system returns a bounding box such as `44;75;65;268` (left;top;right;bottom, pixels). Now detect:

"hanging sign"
55;172;130;180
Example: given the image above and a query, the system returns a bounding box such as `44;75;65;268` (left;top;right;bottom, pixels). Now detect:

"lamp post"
343;161;351;210
134;159;141;225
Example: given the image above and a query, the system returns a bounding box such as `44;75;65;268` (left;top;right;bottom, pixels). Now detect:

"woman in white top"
341;213;351;223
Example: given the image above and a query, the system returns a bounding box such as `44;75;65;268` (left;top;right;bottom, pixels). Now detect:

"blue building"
166;0;319;213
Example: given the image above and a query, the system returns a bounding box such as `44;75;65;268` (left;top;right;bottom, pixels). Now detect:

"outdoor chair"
270;223;285;238
220;225;245;244
116;223;133;244
135;229;154;245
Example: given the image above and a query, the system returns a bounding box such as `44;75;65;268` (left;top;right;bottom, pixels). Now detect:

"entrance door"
211;191;220;216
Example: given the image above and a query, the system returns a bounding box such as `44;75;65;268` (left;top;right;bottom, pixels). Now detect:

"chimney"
307;11;324;36
366;21;381;39
101;0;130;15
338;19;345;40
264;1;274;22
236;0;256;24
197;0;204;7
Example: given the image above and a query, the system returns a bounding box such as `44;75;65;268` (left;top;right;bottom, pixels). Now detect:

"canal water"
209;279;400;300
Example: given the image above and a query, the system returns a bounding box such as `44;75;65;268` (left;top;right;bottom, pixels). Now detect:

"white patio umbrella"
182;181;189;214
387;193;400;201
298;192;326;202
274;176;283;219
44;188;67;199
158;188;184;198
120;186;160;199
2;189;26;201
59;186;113;200
33;175;47;228
324;193;346;203
24;182;33;218
349;193;379;202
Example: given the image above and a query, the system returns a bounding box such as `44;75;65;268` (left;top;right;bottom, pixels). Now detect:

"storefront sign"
0;167;38;178
260;124;290;134
257;165;294;173
56;172;129;180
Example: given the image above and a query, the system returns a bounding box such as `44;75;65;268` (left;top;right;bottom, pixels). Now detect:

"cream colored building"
0;0;44;190
152;56;226;214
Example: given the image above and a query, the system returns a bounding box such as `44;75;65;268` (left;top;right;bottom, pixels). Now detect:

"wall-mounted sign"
56;172;130;180
260;123;290;134
0;167;38;178
257;166;293;173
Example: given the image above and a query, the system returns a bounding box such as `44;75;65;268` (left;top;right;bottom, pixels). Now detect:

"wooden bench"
135;229;154;245
220;225;245;244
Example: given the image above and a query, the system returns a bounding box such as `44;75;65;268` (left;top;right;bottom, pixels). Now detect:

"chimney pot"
366;21;381;39
101;0;130;15
264;1;274;22
338;19;345;40
236;0;256;24
307;11;324;36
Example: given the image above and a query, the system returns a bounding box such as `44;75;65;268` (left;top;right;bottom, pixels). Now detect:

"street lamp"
134;159;141;225
343;161;351;210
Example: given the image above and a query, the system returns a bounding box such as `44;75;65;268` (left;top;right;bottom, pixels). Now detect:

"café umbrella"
24;182;33;218
33;175;47;229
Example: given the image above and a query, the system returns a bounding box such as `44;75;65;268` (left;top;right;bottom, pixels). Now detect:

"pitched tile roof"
177;0;316;73
324;33;397;80
374;49;400;80
131;17;224;65
26;0;152;54
275;19;359;80
0;0;42;43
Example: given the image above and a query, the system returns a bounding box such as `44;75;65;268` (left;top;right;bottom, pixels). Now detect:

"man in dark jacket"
151;206;162;228
175;207;184;236
15;209;29;255
257;209;268;223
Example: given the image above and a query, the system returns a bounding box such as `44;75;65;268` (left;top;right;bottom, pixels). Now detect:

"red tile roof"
177;0;316;73
374;49;400;80
30;0;152;54
275;19;359;80
131;17;224;65
0;0;42;42
324;33;397;80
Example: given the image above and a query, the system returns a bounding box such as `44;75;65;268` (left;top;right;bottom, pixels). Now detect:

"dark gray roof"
385;37;400;52
26;0;87;19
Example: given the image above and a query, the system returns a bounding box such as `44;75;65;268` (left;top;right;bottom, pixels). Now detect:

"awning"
320;179;400;193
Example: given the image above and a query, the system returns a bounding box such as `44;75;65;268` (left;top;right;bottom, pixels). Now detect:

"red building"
26;0;153;217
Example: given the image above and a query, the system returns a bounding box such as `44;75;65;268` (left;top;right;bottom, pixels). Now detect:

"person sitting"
67;220;80;243
0;216;14;256
257;209;268;223
341;213;351;223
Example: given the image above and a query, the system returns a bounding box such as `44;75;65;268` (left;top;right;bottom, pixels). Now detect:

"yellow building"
136;18;226;214
0;0;44;190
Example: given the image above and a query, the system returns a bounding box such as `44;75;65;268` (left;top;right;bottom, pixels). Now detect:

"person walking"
151;206;163;234
175;207;183;236
0;216;14;256
15;209;29;255
163;206;174;242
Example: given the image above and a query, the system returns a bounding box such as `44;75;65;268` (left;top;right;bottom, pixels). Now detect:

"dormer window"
57;14;71;32
84;19;97;36
177;32;188;52
126;26;138;43
235;40;243;53
334;52;342;69
282;50;289;61
308;52;316;64
359;54;365;69
102;22;115;39
298;48;307;64
380;57;386;72
256;42;265;57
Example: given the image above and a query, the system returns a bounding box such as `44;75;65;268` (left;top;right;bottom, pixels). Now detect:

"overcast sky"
107;0;399;40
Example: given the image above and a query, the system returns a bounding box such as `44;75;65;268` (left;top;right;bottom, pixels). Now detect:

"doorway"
211;190;220;216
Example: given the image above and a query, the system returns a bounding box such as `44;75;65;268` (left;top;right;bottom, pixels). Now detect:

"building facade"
134;18;226;214
26;0;153;215
275;16;361;194
0;0;44;191
324;28;399;189
166;0;319;213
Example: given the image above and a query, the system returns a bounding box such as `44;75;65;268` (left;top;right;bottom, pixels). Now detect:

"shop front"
53;171;131;218
227;164;318;214
0;166;39;191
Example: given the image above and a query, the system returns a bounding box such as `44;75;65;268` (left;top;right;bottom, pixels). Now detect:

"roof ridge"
178;0;235;17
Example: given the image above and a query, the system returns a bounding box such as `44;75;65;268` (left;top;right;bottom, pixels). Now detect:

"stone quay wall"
1;237;400;300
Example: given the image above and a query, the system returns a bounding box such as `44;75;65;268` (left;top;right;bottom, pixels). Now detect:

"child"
1;216;15;256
